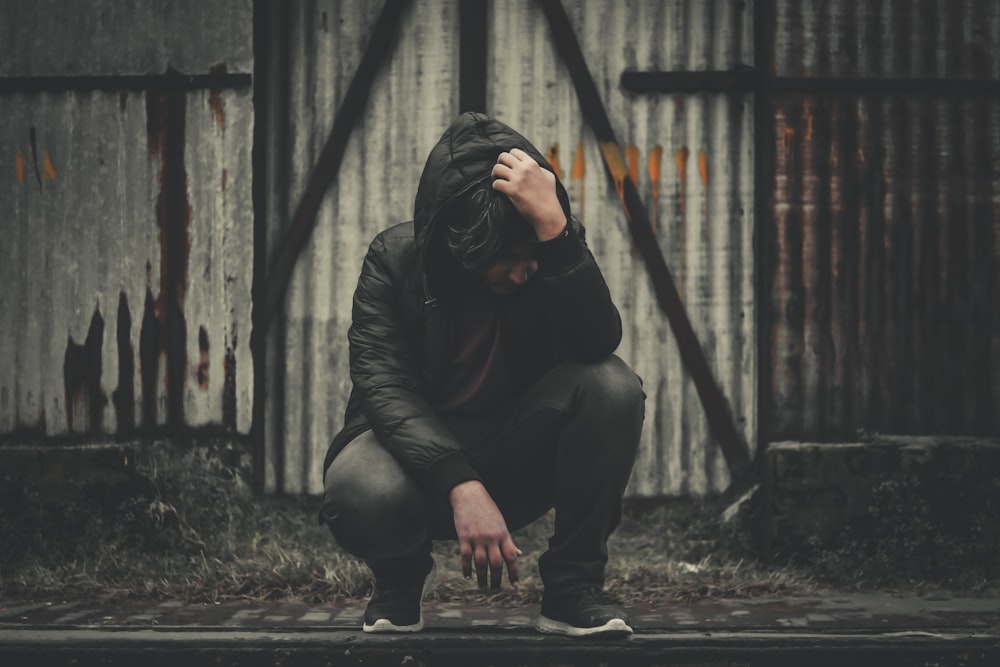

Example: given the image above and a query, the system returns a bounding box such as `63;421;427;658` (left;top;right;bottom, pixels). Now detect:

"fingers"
501;538;521;586
464;537;522;591
489;545;504;592
474;544;489;589
460;541;473;580
491;161;514;182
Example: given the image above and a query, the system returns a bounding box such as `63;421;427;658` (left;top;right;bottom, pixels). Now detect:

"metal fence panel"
0;0;253;77
768;0;1000;439
0;88;254;436
264;0;458;493
488;0;756;496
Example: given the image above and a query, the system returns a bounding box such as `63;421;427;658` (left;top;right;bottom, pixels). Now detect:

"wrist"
533;212;567;241
449;479;485;505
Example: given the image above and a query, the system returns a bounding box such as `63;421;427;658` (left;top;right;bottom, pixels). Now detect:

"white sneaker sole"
362;562;437;634
534;614;633;639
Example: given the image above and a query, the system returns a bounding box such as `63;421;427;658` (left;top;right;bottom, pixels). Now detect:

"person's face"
475;243;538;295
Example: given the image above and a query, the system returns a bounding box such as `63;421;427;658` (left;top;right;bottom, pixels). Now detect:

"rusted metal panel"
767;0;1000;440
0;0;253;77
773;0;1000;80
264;0;458;493
0;89;254;436
768;94;999;440
487;0;756;497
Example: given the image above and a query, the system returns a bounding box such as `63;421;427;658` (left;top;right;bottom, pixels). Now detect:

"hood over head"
413;113;572;284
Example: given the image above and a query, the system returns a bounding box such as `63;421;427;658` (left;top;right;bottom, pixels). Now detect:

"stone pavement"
1;592;998;666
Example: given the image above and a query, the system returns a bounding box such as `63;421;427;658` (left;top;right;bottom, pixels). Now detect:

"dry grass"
3;437;991;604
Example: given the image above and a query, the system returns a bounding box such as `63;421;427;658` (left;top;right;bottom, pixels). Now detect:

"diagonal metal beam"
253;0;410;352
538;0;755;486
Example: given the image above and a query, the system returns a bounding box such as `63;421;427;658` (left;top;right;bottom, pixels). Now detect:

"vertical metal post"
459;0;488;112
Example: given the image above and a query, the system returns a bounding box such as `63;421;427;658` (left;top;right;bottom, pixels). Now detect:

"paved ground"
2;592;999;666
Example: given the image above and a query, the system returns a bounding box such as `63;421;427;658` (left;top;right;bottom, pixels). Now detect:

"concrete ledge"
3;595;998;667
1;626;997;667
764;436;1000;552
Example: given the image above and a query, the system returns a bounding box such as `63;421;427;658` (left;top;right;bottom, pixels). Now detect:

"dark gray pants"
322;355;644;594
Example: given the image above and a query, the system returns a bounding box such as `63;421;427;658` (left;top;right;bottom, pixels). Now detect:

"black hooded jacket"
322;112;623;500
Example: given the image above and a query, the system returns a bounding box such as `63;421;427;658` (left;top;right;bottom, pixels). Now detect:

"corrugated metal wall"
488;0;756;496
263;0;459;493
767;0;1000;439
0;1;255;437
266;0;756;496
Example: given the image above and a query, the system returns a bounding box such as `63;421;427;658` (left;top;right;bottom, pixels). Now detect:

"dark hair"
442;182;535;270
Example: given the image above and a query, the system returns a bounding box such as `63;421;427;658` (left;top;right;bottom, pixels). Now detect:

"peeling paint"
63;305;106;434
111;291;135;436
196;326;210;388
146;89;192;427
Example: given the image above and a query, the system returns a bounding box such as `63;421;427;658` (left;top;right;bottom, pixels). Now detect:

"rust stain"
63;304;106;434
42;150;57;180
145;90;192;427
15;148;25;184
208;62;228;129
648;145;662;235
222;168;228;192
675;146;690;302
196;326;210;388
546;143;564;181
208;93;226;129
572;138;586;222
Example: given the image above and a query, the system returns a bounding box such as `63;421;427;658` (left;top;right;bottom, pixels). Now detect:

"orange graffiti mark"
675;146;690;302
546;143;564;181
572;139;586;222
42;150;57;180
625;144;639;187
599;141;630;214
698;150;710;244
624;144;640;258
648;145;662;235
15;148;25;184
571;139;586;180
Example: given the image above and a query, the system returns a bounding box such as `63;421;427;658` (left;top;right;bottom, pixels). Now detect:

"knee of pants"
321;432;429;560
568;355;646;422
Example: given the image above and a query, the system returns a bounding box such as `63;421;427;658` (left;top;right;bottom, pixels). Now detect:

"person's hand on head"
449;480;521;592
491;148;567;241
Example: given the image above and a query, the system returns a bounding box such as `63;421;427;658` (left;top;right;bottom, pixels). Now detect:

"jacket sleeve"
532;216;623;359
347;234;481;499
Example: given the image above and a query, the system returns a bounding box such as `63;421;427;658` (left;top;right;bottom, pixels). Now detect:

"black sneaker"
535;587;633;639
362;560;437;633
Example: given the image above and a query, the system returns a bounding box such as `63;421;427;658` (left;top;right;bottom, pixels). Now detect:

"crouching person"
320;112;644;639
